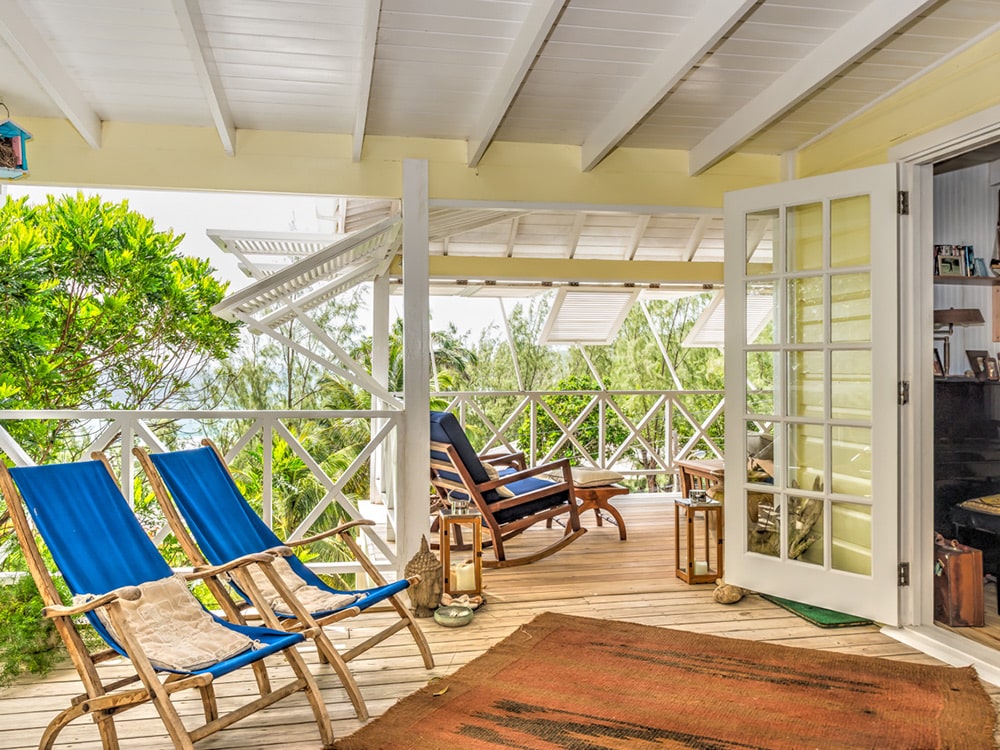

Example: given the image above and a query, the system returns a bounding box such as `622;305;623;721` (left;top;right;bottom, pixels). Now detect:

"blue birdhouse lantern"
0;119;32;179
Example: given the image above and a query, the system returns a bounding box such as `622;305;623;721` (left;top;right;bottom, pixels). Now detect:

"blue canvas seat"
134;441;434;723
430;410;586;567
0;458;335;750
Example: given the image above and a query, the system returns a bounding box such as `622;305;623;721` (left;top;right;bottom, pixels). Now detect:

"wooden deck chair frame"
429;413;586;568
133;440;434;723
0;459;335;750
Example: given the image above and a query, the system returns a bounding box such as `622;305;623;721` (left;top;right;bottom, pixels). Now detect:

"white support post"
400;158;430;576
371;271;390;507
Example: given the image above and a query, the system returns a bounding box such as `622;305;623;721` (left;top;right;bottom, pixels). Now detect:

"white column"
399;158;430;575
371;271;390;508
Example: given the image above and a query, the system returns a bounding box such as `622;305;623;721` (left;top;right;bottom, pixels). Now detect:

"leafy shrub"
0;575;62;687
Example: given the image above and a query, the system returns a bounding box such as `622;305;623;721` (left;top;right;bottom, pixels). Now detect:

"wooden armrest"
481;451;526;470
285;519;375;548
186;551;274;580
43;587;140;618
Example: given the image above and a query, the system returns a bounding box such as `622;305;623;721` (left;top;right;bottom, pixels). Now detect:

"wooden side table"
674;496;724;584
438;508;483;596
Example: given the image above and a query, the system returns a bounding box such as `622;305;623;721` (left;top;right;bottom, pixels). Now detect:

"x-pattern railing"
0;409;400;575
438;389;726;479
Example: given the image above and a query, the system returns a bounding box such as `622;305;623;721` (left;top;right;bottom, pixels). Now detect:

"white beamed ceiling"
3;0;1000;167
3;0;1000;266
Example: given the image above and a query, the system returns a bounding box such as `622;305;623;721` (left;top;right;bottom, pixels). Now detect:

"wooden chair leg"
282;647;337;750
314;630;370;721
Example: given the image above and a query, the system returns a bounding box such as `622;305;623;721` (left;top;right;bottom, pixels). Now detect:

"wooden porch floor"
2;494;999;749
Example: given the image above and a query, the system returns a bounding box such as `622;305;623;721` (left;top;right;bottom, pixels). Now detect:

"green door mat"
761;594;873;628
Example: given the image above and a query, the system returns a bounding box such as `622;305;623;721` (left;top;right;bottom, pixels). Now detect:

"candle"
693;561;709;576
453;560;476;591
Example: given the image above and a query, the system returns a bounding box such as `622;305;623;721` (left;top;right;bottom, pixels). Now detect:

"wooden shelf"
934;276;1000;286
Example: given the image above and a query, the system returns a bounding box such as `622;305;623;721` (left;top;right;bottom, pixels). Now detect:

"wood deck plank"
1;494;998;748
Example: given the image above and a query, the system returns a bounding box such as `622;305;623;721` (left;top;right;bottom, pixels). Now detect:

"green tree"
0;192;240;460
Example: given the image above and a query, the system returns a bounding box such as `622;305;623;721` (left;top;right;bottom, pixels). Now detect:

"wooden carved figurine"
404;535;443;617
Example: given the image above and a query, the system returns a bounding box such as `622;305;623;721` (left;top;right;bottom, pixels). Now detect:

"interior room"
933;142;1000;650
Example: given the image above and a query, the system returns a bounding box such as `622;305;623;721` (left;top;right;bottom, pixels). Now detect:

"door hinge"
898;190;909;215
898;381;910;405
898;562;910;587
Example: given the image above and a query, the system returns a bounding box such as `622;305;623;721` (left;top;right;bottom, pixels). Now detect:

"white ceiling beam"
0;0;101;149
353;0;381;162
688;0;938;175
171;0;236;155
682;215;710;262
625;215;651;261
580;0;756;173
467;0;565;167
505;216;521;258
565;213;586;259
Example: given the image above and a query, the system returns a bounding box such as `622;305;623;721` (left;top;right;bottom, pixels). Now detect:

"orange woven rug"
334;611;995;750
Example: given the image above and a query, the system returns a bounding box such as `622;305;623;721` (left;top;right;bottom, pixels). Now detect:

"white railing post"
400;158;431;576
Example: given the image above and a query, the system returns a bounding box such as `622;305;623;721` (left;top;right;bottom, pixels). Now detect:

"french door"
723;164;901;626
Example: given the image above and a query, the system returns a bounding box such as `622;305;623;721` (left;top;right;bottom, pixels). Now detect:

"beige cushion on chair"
76;573;255;671
482;462;515;497
246;556;362;617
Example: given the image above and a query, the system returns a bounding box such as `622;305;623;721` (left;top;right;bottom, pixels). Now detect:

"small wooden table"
675;458;725;497
575;485;629;540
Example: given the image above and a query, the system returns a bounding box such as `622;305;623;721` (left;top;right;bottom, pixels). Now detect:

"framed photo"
988;357;999;381
933;348;944;377
937;255;964;276
967;349;989;380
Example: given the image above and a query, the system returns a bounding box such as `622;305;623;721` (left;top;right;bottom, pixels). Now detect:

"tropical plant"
0;192;239;462
0;574;62;688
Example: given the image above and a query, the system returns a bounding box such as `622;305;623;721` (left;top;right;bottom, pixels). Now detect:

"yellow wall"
798;28;1000;176
15;118;780;210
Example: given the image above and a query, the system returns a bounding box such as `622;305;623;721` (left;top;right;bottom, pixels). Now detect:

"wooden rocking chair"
430;410;586;568
0;458;335;750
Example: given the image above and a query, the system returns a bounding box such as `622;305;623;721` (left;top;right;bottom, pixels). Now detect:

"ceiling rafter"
505;216;521;258
625;215;651;261
688;0;938;175
682;216;710;262
0;0;101;149
467;0;566;168
565;212;586;259
171;0;236;155
353;0;381;162
580;0;757;173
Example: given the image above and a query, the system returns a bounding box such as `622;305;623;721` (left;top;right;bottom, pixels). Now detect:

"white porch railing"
434;389;726;484
0;389;725;570
0;409;402;577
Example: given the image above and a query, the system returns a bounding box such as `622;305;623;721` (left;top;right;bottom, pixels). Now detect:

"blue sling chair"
429;410;585;567
133;441;434;723
0;458;335;750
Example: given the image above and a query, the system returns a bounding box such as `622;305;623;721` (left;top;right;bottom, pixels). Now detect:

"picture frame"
967;349;989;380
988;357;999;382
933;348;944;377
938;255;964;276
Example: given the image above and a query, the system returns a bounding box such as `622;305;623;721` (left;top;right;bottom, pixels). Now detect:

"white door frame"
886;104;1000;684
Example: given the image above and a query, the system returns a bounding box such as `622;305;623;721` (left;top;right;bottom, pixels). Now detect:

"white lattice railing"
0;390;727;569
0;409;401;576
434;389;726;482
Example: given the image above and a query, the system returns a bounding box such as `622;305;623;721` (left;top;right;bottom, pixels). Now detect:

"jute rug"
334;611;995;750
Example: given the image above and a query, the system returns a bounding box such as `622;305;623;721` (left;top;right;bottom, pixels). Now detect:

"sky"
2;183;509;338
